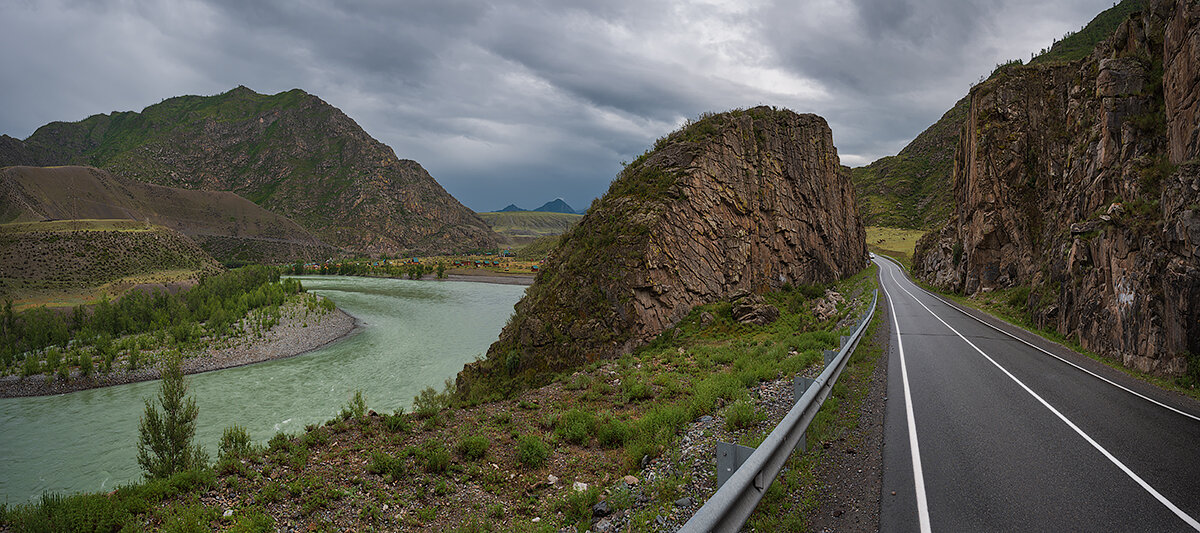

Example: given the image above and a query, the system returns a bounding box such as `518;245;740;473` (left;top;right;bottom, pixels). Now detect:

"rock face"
459;107;866;395
914;0;1200;376
1;87;497;255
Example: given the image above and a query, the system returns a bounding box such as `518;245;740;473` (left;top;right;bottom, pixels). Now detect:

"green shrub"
367;452;405;481
555;486;601;530
340;389;367;420
218;424;254;462
595;412;632;448
422;440;450;473
413;385;449;418
516;434;550;468
137;355;207;479
555;408;597;445
230;509;275;532
725;399;765;430
382;409;410;433
456;435;490;461
622;378;653;403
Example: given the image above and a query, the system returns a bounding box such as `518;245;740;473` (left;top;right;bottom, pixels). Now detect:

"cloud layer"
0;0;1117;211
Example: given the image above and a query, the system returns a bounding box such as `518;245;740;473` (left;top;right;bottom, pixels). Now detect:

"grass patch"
865;226;926;271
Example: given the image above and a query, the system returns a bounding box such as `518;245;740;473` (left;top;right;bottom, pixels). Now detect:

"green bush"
622;379;653;403
422;440;450;473
367;452;405;481
340;389;367;420
516;434;550;468
595;412;632;448
724;399;765;430
218;424;254;463
555;408;597;445
382;409;410;433
456;435;490;461
413;385;449;418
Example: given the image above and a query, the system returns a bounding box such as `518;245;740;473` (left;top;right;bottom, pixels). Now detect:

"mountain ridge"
1;86;498;255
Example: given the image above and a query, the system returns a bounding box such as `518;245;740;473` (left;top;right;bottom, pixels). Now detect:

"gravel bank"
0;300;356;398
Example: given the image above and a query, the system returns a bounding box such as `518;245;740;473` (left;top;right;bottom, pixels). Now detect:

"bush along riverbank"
0;265;879;532
0;265;351;397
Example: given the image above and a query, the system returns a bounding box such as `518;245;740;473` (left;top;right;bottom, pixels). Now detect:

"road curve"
875;256;1200;532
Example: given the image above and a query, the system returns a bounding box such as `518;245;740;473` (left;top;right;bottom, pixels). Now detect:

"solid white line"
913;281;1200;423
886;265;1200;531
880;267;933;533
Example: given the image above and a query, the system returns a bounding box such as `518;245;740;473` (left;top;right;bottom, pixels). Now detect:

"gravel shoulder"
0;299;356;398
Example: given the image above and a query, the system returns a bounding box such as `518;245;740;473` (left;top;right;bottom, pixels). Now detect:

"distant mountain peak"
497;204;526;212
533;198;575;214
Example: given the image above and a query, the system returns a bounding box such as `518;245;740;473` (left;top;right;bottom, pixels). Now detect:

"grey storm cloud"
0;0;1117;212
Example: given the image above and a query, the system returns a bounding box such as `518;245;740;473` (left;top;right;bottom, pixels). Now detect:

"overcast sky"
1;0;1118;212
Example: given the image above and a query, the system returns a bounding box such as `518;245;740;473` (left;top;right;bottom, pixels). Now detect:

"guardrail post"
716;441;757;488
841;335;851;348
792;376;816;452
823;349;836;367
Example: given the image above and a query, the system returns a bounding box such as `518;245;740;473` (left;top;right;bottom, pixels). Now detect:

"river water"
0;276;525;503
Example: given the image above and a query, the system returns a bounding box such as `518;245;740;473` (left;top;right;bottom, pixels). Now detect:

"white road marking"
880;267;933;533
884;264;1200;531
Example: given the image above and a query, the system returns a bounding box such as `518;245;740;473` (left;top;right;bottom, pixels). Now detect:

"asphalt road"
875;257;1200;532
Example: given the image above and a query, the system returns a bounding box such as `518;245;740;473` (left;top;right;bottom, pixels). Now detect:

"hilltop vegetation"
1;86;497;255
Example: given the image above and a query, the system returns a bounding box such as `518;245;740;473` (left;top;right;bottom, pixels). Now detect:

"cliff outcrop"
1;87;497;255
914;0;1200;376
459;107;867;395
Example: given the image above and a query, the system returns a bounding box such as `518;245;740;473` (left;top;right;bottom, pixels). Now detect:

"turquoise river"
0;276;525;503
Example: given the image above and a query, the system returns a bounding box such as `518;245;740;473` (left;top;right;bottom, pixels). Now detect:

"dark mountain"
497;204;526;212
532;198;576;214
1;86;498;255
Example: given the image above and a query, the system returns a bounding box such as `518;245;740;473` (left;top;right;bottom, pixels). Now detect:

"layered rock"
914;0;1200;376
2;87;497;255
459;107;866;395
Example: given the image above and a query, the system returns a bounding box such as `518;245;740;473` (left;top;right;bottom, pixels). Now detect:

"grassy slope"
1;165;337;265
865;226;926;271
850;0;1145;230
477;211;582;244
850;97;968;229
0;220;221;309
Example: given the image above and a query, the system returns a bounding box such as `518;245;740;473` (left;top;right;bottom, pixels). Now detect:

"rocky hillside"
459;107;867;396
914;0;1199;376
851;0;1147;230
850;97;967;229
1;87;497;254
1;166;338;265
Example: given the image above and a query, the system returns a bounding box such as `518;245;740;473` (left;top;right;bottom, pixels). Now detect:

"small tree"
137;355;207;478
436;263;447;279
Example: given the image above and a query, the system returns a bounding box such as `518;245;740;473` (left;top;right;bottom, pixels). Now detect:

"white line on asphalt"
874;254;1199;422
880;269;933;533
886;265;1200;531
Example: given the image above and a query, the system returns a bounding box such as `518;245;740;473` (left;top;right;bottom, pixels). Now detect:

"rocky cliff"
1;87;497;255
459;107;867;396
914;0;1200;376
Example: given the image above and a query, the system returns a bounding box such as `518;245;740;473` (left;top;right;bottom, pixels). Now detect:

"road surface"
875;256;1200;532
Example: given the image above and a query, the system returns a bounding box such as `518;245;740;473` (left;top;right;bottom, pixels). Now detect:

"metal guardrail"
681;289;878;532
